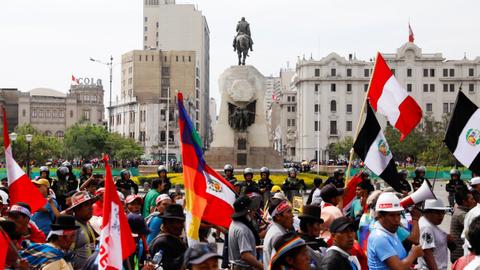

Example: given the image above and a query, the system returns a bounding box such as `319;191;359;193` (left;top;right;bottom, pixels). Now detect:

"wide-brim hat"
270;235;307;269
298;205;323;223
160;204;185;220
232;195;253;218
65;191;99;212
32;178;50;187
51;214;80;230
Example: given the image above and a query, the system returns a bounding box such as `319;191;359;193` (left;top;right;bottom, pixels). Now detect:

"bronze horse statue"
235;33;250;65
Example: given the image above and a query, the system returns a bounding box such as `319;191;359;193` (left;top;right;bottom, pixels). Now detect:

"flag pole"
345;52;379;183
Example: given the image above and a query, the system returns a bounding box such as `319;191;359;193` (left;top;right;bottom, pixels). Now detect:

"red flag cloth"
409;23;414;43
71;75;79;85
0;230;9;270
2;107;46;213
98;155;136;270
368;52;423;140
342;173;364;212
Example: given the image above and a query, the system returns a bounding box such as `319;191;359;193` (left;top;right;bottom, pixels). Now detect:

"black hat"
160;204;185;220
298;205;323;223
329;217;355;233
320;184;344;201
184;243;221;267
127;213;150;236
51;215;80;230
232;196;252;218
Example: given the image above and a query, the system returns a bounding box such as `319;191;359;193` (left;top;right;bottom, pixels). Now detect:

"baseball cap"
32;178;50;187
330;217;356;233
125;194;143;204
471;177;480;186
155;194;172;205
184;243;221;267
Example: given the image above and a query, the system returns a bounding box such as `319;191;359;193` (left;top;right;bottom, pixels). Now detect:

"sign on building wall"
77;78;102;86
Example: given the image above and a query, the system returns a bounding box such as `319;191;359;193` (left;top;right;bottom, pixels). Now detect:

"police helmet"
450;168;460;176
157;165;168;174
39;166;49;173
224;164;234;172
243;167;254;175
259;167;270;174
57;166;69;176
288;167;297;174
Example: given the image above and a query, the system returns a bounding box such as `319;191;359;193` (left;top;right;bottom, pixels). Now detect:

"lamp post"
25;134;33;178
90;56;113;132
9;132;17;157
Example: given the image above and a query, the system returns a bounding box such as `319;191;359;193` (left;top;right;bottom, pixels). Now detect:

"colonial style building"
17;81;104;137
295;42;480;162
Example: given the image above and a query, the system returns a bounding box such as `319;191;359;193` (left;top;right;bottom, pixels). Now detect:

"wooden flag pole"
345;52;379;184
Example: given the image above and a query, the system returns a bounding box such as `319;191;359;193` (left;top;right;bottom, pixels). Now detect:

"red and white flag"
97;154;136;270
342;173;364;212
2;108;46;213
0;229;9;270
408;23;414;43
368;53;423;140
71;75;79;85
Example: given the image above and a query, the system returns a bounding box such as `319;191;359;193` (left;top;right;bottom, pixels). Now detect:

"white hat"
375;192;404;212
423;199;450;211
156;194;172;205
470;177;480;186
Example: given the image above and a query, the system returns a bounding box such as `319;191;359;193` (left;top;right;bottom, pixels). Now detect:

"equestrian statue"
233;17;253;65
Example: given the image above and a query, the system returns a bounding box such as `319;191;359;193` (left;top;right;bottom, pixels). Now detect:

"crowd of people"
1;162;480;270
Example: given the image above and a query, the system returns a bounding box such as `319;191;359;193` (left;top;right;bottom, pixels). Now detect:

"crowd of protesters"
1;161;480;270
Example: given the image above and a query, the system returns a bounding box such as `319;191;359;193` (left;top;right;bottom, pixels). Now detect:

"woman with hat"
20;214;79;270
270;232;311;270
149;204;187;270
298;205;327;268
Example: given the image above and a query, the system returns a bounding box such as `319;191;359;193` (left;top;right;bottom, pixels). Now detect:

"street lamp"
9;132;17;156
90;56;113;131
25;134;33;178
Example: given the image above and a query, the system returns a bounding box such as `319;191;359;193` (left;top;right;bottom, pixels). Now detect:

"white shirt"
465;256;480;270
416;216;448;270
311;188;322;205
462;204;480;255
263;222;287;270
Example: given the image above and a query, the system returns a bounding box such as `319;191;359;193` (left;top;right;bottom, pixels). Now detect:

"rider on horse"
233;17;253;52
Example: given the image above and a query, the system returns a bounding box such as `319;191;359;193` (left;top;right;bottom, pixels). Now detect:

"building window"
407;68;412;77
83;110;90;120
330;100;337;112
449;68;455;77
287;106;291;112
346;121;352;132
430;69;435;77
32;109;36;118
331;68;336;76
364;69;369;77
314;84;319;92
426;103;433;113
291;106;296;112
450;84;455;92
346;84;352;93
287;96;291;102
22;109;25;117
443;84;448;92
364;84;368;92
292;96;296;102
407;84;412;92
70;110;73;118
156;22;159;28
330;83;336;92
443;103;449;113
287;119;296;127
330;121;337;135
423;69;428;77
443;69;448;77
314;120;319;131
144;36;147;41
469;68;474;77
347;68;352;77
430;84;435;92
188;56;191;62
314;104;319;113
144;26;147;32
176;56;179;62
423;84;428;92
469;84;475;92
346;104;352;113
162;67;170;76
161;86;169;97
144;17;148;22
314;69;320;77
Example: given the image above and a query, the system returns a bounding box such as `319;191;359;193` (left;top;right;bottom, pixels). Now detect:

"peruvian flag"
2;107;46;213
71;75;79;85
342;173;364;212
409;23;414;43
0;229;9;270
97;155;136;270
368;52;423;140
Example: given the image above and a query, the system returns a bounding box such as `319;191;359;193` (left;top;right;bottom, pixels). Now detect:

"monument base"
204;147;283;170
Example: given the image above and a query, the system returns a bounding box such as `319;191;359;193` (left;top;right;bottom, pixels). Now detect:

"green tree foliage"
328;136;354;160
64;124;144;160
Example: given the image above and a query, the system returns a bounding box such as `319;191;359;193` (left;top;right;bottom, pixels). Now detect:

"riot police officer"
282;167;307;201
61;161;78;186
36;166;54;185
398;169;412;194
51;166;78;209
116;169;139;196
412;166;427;191
157;165;172;194
325;168;345;188
446;168;467;207
79;163;94;187
258;167;273;202
223;164;237;185
241;167;259;195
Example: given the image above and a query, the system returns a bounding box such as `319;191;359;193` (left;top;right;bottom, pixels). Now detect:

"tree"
328;136;354;160
64;124;109;159
105;132;144;160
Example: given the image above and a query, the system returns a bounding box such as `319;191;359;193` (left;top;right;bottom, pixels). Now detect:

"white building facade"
295;42;480;162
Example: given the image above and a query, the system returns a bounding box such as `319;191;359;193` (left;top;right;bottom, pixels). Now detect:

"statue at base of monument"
228;101;256;131
233;17;253;65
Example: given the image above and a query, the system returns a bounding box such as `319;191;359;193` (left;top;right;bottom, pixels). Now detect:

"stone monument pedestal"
205;65;283;169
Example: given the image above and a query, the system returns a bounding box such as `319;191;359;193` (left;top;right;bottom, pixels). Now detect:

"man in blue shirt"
31;178;60;236
367;192;423;270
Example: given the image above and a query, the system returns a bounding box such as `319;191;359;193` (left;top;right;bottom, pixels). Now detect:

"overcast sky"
1;0;479;112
